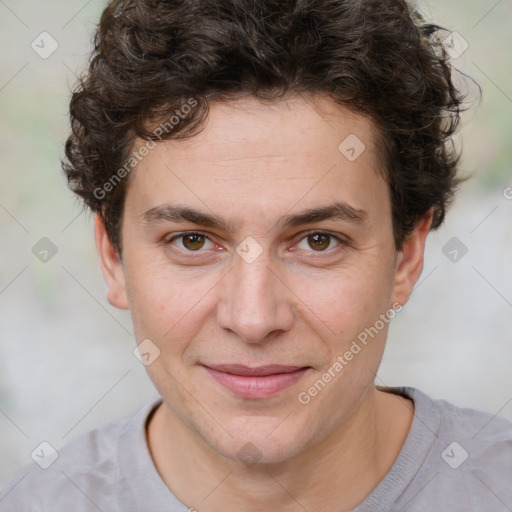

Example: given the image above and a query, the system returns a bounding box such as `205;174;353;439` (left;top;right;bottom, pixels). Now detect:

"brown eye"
181;233;206;251
166;232;214;252
296;232;342;253
307;233;330;251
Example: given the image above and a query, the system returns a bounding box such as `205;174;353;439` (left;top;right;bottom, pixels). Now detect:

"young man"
1;0;511;510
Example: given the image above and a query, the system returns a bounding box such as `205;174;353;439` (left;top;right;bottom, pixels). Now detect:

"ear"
391;207;434;307
94;213;129;310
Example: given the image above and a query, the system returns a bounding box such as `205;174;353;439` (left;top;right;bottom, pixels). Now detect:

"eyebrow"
140;201;368;231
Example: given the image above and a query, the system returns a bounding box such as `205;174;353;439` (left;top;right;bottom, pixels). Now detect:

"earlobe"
94;213;130;310
391;207;434;307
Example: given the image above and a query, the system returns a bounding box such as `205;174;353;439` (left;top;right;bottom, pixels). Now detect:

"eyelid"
165;229;348;254
165;231;217;252
292;229;347;242
291;229;348;252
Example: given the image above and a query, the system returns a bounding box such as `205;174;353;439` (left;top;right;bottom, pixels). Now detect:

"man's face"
98;94;424;464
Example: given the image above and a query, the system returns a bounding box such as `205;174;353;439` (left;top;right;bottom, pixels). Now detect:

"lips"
202;364;311;398
206;364;306;376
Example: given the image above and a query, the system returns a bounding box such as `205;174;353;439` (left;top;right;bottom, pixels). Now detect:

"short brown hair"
63;0;476;254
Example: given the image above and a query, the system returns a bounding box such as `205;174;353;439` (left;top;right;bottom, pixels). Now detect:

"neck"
147;387;413;511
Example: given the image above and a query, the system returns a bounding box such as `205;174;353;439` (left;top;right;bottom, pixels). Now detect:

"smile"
202;364;311;399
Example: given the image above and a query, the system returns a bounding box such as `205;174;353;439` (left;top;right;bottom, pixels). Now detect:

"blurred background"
0;0;511;488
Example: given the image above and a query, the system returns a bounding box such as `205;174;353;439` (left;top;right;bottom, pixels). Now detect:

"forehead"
125;94;389;232
159;95;380;165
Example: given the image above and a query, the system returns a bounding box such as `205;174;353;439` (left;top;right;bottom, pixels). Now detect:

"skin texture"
95;94;433;511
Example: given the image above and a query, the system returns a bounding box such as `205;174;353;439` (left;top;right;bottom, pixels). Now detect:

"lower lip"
204;367;310;399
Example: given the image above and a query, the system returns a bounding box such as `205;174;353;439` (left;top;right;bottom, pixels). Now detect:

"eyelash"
164;230;347;257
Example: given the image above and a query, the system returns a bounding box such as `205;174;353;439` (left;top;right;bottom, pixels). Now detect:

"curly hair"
63;0;476;254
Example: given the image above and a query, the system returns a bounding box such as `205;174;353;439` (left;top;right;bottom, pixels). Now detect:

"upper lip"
203;364;308;376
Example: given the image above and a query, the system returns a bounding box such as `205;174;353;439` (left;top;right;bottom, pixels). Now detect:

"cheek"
291;258;393;342
124;256;219;349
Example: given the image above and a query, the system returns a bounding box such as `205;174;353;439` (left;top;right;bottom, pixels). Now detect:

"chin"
205;415;314;466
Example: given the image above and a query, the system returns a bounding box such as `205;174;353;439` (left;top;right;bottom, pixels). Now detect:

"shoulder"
419;388;512;457
394;385;512;447
432;390;512;485
398;387;512;510
0;400;160;512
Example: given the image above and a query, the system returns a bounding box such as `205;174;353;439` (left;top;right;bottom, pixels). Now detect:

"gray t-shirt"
1;386;511;511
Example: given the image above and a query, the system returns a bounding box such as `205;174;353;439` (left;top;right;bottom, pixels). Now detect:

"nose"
217;249;294;343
